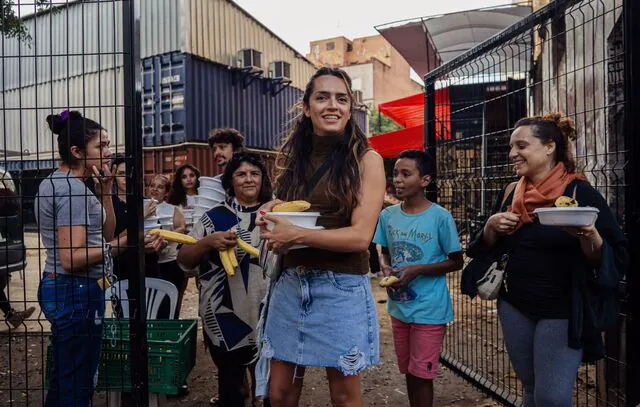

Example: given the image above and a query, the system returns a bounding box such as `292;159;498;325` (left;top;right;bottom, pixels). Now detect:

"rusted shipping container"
142;142;277;185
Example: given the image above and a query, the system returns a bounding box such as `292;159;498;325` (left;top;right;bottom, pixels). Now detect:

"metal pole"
481;103;487;215
122;0;148;404
624;0;640;405
424;81;437;203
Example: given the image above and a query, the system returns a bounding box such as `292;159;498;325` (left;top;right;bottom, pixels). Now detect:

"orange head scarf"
510;162;586;230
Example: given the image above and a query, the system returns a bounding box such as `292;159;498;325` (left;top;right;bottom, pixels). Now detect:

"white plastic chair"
105;278;179;407
105;278;179;319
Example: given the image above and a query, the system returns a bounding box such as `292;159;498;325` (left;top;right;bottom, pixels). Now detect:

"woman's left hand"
559;224;598;239
92;164;114;198
260;214;297;254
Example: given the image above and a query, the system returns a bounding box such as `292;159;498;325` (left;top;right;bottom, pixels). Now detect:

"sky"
233;0;515;56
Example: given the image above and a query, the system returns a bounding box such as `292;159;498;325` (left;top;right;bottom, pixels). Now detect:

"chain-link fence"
424;0;639;406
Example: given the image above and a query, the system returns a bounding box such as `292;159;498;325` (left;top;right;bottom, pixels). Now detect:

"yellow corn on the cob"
97;276;111;289
272;200;311;213
148;229;197;245
379;275;400;288
219;250;235;276
237;238;260;257
227;248;239;268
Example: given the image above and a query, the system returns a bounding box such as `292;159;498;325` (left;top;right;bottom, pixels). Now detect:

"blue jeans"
39;273;104;407
498;299;582;407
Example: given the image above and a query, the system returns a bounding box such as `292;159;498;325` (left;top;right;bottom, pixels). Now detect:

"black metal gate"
0;0;148;405
424;0;639;406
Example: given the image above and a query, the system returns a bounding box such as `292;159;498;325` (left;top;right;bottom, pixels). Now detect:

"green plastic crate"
46;319;198;395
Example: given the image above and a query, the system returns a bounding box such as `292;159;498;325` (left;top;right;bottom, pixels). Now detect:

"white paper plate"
289;225;324;250
534;207;599;227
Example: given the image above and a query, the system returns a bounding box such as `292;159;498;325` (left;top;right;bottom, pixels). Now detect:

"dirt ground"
0;232;499;406
0;232;617;406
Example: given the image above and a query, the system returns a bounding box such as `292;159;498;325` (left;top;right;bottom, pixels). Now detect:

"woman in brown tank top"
257;68;386;406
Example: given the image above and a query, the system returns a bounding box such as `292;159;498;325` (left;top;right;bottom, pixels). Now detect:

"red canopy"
369;125;424;159
370;89;451;158
378;93;425;128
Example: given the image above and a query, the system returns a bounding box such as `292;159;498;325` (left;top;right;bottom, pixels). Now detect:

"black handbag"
461;182;517;299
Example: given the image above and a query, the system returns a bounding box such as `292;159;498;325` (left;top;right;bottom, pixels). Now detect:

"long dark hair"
168;164;201;206
46;110;104;165
274;67;369;216
222;152;273;205
514;112;578;173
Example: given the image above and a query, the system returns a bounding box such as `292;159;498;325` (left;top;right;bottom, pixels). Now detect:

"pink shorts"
391;317;446;380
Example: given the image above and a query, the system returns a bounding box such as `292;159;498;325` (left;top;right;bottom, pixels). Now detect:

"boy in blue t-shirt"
373;149;463;407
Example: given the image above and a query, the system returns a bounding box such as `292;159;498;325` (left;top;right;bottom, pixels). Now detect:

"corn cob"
272;200;311;213
379;275;400;288
97;276;111;289
227;248;239;268
554;196;579;207
237;238;260;257
148;229;197;245
219;250;235;276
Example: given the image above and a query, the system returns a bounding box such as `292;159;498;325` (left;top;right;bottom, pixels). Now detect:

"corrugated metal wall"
183;0;317;90
141;53;303;150
0;67;125;157
1;0;315;92
185;55;303;150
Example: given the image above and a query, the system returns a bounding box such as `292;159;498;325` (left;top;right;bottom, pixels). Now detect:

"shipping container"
1;0;315;92
0;66;126;158
1;51;368;162
143;52;300;149
142;142;277;184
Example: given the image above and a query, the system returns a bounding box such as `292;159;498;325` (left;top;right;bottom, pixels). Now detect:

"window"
326;42;335;51
311;45;320;55
347;43;353;52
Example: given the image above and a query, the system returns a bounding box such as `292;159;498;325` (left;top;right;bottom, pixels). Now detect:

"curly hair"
274;67;369;217
168;164;200;206
221;152;273;205
515;112;578;173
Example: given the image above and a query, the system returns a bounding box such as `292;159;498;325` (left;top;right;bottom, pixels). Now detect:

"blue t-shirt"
373;203;461;324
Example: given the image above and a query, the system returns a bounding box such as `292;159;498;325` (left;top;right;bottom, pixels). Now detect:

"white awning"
376;4;533;78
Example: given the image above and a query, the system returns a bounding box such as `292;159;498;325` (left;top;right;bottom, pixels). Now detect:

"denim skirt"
261;267;380;375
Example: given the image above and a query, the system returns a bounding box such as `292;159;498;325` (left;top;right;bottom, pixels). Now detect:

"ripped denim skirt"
260;267;380;375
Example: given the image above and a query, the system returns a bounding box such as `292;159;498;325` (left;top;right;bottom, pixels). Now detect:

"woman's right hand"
144;200;157;218
485;212;520;236
203;231;237;251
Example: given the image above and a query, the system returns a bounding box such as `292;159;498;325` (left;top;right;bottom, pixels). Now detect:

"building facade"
307;35;423;108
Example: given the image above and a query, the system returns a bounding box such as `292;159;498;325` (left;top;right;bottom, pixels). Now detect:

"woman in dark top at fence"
467;113;628;407
258;67;386;407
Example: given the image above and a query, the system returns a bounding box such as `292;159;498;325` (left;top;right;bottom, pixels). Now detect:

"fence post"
624;0;640;405
424;81;437;203
122;0;149;404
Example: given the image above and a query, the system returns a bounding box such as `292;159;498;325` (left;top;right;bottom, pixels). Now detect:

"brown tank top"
282;134;370;274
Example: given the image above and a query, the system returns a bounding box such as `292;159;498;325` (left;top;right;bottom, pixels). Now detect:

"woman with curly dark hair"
467;113;628;406
258;67;386;406
168;163;200;208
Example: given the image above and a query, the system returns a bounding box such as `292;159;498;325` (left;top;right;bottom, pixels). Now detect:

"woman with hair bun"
36;111;162;406
467;113;628;406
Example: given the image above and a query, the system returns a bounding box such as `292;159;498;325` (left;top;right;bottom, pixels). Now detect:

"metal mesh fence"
424;0;635;406
425;0;632;406
0;1;148;405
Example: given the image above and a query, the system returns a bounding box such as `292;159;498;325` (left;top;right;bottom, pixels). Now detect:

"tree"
369;107;402;136
1;1;53;42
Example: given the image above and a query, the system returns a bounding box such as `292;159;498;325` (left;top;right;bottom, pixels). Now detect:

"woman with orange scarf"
467;113;628;407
